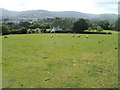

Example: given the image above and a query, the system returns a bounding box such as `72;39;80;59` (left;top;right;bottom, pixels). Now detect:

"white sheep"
86;35;88;38
77;35;80;38
50;35;53;38
4;36;8;38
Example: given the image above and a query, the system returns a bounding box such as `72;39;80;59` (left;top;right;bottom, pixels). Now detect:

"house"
51;27;57;33
51;26;62;33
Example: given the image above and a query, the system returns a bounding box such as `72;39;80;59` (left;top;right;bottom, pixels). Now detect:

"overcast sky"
0;0;119;14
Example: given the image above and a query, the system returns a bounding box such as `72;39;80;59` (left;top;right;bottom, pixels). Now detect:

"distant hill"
1;8;118;21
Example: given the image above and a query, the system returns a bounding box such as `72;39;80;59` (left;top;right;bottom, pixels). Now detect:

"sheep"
71;46;74;47
50;35;53;38
4;36;8;38
98;41;101;44
47;71;50;74
44;78;50;81
58;35;61;37
72;35;75;37
73;64;76;66
86;35;88;38
43;56;48;59
53;42;56;44
77;35;80;38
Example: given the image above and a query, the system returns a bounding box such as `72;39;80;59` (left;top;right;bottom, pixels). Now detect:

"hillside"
1;8;117;21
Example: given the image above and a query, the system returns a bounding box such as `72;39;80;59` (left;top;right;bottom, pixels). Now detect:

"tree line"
0;17;119;35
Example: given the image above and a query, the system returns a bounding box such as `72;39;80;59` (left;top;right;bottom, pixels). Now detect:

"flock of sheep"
50;35;89;38
4;34;89;39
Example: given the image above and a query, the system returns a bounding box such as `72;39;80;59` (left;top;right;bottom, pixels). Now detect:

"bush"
0;25;10;35
80;32;107;34
10;29;19;34
51;30;73;33
88;27;93;31
41;28;46;33
97;26;103;32
107;32;112;34
19;27;27;34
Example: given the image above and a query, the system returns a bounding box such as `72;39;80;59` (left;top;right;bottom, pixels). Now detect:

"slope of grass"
2;33;118;88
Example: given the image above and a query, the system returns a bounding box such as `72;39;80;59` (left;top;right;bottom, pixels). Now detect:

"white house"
51;26;62;33
51;27;57;32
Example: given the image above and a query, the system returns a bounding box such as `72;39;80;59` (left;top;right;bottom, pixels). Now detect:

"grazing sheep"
58;35;61;37
47;71;50;73
20;84;24;86
98;41;101;44
73;64;76;66
43;56;48;59
72;35;74;37
4;36;8;38
100;52;103;53
44;78;50;81
73;61;76;63
50;35;53;38
77;35;80;38
53;42;56;44
86;35;88;38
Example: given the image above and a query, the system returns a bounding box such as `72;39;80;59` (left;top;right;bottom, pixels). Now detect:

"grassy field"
0;36;2;89
2;32;118;88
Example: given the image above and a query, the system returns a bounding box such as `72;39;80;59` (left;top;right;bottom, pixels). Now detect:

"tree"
108;20;116;30
88;27;93;32
19;21;31;29
115;18;120;31
10;29;19;34
41;28;46;33
41;22;51;29
19;27;27;34
97;26;103;32
35;28;41;33
30;22;41;29
51;18;75;30
6;22;15;30
72;18;89;33
95;20;109;30
51;18;62;28
0;25;10;35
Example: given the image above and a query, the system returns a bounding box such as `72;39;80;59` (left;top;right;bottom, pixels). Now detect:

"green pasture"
2;32;118;88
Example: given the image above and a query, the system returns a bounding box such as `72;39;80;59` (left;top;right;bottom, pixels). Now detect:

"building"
51;26;62;33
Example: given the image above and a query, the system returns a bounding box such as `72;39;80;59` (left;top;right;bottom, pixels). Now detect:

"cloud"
93;0;119;14
0;0;118;14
